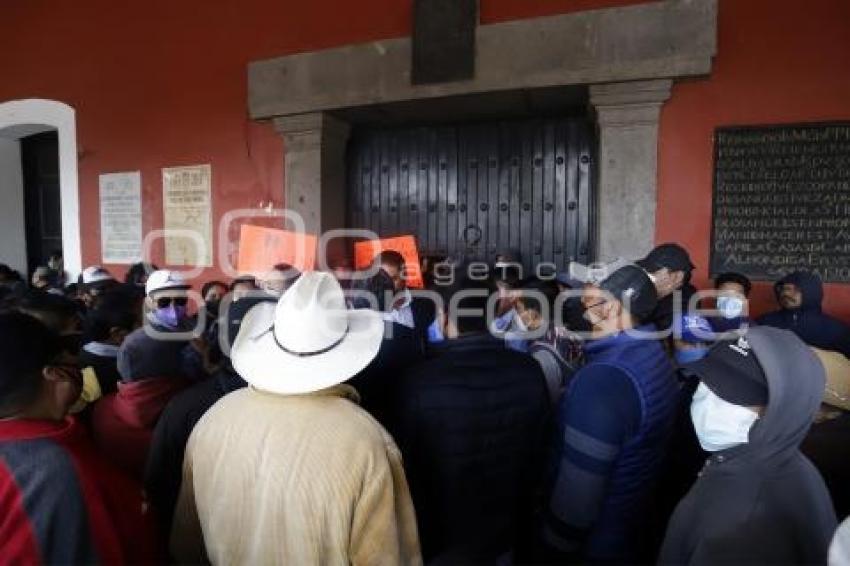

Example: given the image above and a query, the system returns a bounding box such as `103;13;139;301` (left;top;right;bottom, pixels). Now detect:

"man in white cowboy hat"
170;271;422;565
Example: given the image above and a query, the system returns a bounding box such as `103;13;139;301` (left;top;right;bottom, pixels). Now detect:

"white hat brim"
231;302;384;395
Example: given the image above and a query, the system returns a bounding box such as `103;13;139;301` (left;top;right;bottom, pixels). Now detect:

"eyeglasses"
156;297;189;309
585;299;607;311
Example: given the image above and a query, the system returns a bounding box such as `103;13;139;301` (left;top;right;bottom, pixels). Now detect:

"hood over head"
732;326;824;465
775;271;823;311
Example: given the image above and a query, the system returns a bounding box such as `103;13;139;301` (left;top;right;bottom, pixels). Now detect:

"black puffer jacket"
660;326;837;564
386;333;550;563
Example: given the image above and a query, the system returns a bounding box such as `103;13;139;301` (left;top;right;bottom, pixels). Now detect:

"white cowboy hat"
232;271;384;395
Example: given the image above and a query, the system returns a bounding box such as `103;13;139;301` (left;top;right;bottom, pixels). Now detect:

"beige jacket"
170;385;422;565
813;347;850;411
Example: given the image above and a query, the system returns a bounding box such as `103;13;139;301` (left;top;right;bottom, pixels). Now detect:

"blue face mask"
155;305;187;329
716;295;745;320
427;319;444;344
675;346;709;365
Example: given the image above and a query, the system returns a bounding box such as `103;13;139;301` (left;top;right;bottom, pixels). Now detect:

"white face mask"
583;304;605;328
513;312;529;332
690;382;759;452
716;295;745;320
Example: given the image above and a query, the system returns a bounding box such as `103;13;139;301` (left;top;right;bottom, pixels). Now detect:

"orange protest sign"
354;235;424;288
237;224;317;274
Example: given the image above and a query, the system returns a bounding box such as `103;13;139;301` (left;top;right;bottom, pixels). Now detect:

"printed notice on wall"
99;171;143;264
162;164;213;266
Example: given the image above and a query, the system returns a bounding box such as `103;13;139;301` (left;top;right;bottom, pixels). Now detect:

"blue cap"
555;272;584;289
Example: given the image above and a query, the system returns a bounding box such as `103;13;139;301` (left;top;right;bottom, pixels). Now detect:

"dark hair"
350;270;395;312
32;268;48;281
271;263;297;274
715;272;752;296
64;283;79;297
0;265;22;283
201;280;228;299
85;291;139;342
230;276;257;290
125;262;158;286
18;291;82;333
435;268;494;335
517;277;559;317
377;250;405;270
493;264;522;288
268;265;301;295
0;312;61;417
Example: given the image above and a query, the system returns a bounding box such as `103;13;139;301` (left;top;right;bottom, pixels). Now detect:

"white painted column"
590;79;672;261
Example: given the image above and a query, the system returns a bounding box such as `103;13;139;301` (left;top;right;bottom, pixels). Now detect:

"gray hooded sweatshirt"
660;326;837;565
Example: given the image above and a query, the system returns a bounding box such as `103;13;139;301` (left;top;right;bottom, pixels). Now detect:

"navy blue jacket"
387;333;550;563
757;271;850;357
544;325;679;562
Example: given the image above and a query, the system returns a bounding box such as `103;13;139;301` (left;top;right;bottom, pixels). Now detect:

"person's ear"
671;271;685;288
41;365;74;385
605;300;623;321
530;307;544;324
42;365;67;383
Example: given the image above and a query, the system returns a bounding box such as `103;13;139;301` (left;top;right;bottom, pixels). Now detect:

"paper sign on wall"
162;164;213;266
99;171;143;264
354;235;424;288
237;224;317;274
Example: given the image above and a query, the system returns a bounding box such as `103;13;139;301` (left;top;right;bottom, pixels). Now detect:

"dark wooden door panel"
21;131;61;276
348;118;594;274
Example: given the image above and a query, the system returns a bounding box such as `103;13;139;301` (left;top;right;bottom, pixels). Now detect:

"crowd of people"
0;243;849;564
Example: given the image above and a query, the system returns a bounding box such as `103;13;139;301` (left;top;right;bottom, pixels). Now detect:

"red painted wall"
1;0;848;322
0;0;415;280
657;0;850;321
0;0;651;284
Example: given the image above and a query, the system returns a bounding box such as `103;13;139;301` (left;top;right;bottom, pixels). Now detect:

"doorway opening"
21;130;62;276
0;99;82;280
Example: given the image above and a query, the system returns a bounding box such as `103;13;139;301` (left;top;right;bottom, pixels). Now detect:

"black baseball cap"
597;265;658;320
638;243;695;273
681;336;769;406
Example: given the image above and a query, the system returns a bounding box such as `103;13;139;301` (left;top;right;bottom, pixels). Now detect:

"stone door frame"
248;0;717;261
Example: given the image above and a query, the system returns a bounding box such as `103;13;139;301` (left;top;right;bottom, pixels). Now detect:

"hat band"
269;324;350;358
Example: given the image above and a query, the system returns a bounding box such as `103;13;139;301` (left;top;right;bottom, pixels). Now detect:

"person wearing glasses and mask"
78;266;119;309
710;272;754;335
91;270;197;479
542;265;679;564
636;243;697;335
0;312;160;563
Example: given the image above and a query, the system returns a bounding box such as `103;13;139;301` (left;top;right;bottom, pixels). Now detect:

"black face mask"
205;299;220;317
563;297;592;333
